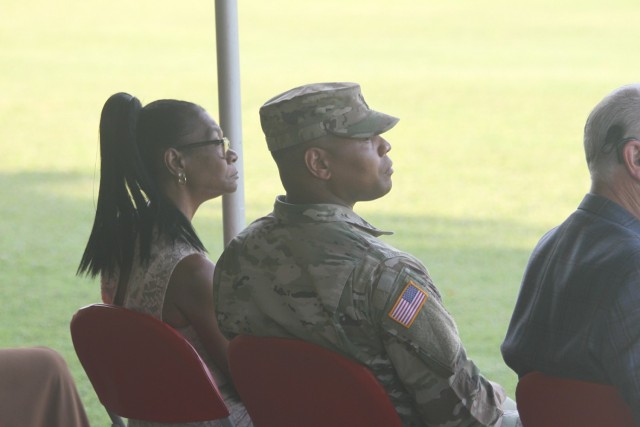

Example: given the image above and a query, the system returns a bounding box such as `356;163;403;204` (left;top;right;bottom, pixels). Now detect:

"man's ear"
164;148;186;178
304;147;332;180
621;139;640;181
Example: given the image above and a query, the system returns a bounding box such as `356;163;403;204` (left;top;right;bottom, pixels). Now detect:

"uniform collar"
273;195;393;237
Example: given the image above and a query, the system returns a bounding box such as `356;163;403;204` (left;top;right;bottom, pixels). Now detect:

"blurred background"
2;0;639;424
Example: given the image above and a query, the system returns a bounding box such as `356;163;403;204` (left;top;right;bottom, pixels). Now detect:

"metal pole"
215;0;245;246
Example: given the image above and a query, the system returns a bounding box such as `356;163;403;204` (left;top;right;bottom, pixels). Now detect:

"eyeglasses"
172;137;230;156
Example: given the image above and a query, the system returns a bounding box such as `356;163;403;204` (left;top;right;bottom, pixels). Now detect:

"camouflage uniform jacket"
214;196;508;427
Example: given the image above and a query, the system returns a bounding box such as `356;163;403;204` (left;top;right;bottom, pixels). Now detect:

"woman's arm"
164;253;231;378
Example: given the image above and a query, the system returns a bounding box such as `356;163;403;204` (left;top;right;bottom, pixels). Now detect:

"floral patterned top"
101;232;252;427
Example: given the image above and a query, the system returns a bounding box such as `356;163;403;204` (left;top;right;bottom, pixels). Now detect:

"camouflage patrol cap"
259;82;399;151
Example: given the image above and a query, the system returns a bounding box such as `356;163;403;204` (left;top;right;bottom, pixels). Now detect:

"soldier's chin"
361;184;392;203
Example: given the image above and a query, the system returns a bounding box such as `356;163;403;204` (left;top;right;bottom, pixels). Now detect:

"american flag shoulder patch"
388;280;428;328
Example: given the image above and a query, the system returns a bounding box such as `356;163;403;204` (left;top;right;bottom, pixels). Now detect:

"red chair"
70;304;233;427
516;371;637;427
228;335;402;427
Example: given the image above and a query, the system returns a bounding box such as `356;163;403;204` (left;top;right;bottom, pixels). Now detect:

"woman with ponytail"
78;92;251;427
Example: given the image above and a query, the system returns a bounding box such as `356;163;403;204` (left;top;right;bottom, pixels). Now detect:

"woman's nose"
226;148;239;163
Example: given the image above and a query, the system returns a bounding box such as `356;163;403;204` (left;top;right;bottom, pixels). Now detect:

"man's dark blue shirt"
502;193;640;421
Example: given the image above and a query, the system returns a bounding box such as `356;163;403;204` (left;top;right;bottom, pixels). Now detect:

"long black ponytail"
78;93;205;298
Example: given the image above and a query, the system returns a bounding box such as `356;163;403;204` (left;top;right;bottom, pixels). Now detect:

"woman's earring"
178;171;187;185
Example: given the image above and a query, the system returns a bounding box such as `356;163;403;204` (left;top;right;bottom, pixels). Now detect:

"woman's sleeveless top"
101;233;252;427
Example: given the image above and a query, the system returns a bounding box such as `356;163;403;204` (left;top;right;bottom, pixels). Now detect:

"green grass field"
2;0;640;424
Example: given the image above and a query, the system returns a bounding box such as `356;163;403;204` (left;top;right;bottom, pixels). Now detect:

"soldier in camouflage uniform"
213;82;520;426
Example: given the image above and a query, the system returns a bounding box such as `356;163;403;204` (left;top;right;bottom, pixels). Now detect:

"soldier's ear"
304;147;331;180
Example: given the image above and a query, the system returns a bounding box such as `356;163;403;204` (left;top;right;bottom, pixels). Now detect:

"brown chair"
70;303;233;426
516;371;637;427
228;335;402;427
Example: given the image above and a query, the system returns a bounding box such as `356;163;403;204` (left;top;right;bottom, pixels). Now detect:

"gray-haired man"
214;82;520;426
502;83;640;424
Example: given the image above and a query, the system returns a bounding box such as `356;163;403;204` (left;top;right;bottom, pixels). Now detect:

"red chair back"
228;335;402;427
70;304;230;423
516;371;637;427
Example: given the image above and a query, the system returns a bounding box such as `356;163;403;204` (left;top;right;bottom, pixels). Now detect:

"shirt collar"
580;193;640;234
272;195;393;237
